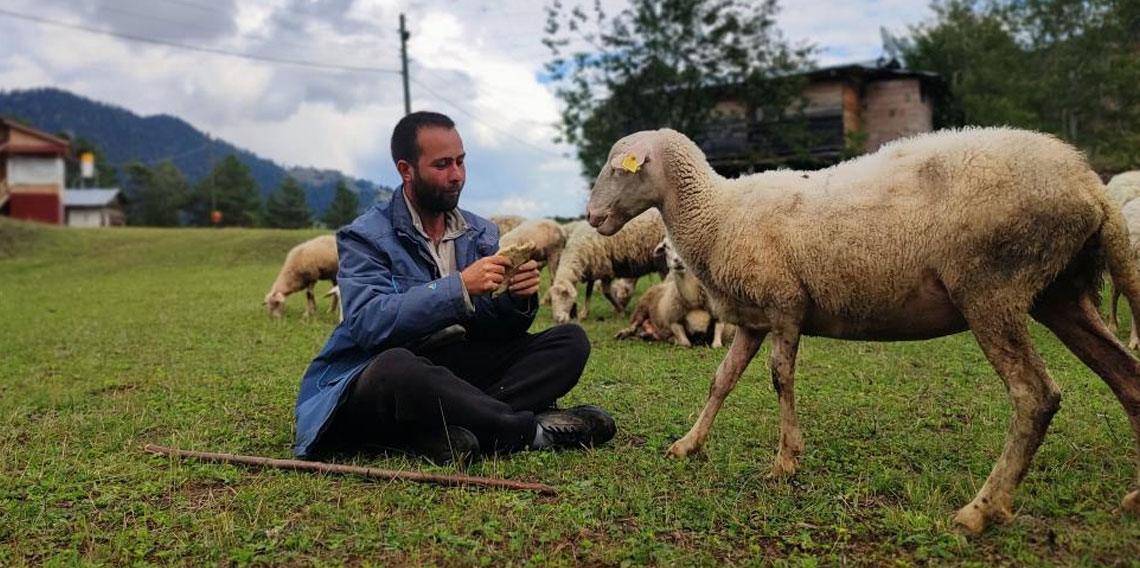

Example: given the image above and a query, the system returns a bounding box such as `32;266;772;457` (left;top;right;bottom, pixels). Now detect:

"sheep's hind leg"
1032;294;1140;515
667;327;766;458
1109;281;1120;334
953;307;1061;534
768;322;804;478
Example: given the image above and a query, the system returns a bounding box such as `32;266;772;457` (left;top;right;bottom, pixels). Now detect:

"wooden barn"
702;58;940;176
0;118;70;225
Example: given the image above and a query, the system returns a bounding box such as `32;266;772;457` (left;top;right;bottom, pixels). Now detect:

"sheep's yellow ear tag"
620;154;641;173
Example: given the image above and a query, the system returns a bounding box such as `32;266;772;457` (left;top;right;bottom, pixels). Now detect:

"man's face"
407;126;466;213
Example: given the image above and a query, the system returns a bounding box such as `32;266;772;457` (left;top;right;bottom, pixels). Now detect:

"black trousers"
327;323;590;453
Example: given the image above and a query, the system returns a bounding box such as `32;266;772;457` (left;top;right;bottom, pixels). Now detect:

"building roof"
63;188;121;207
0;118;71;155
804;57;939;81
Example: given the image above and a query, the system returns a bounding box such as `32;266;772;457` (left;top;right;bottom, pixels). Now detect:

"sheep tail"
1099;196;1140;324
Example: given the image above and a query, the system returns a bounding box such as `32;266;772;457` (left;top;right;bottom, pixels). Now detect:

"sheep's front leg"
667;327;765;458
580;280;595;321
768;323;804;478
711;322;725;348
304;285;317;318
669;323;692;347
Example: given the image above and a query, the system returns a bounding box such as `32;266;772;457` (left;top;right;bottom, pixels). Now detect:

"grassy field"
2;219;1139;567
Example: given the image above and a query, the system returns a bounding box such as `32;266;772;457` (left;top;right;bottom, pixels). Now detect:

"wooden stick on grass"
144;444;557;495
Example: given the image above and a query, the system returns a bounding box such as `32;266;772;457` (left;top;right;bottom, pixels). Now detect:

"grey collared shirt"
401;189;474;347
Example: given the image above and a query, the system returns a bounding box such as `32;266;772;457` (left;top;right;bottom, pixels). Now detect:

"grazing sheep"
1108;198;1140;347
616;237;730;347
1106;171;1140;208
586;127;1140;533
489;214;526;236
548;209;666;323
264;235;339;319
543;221;638;310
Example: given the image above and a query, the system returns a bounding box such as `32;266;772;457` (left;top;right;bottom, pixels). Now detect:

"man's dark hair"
391;111;456;166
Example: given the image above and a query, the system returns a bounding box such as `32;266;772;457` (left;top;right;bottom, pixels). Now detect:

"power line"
409;77;565;159
0;7;402;74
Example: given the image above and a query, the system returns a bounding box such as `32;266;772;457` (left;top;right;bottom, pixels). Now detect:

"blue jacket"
293;194;538;458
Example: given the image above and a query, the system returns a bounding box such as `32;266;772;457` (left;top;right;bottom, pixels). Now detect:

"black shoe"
535;405;616;449
403;425;481;466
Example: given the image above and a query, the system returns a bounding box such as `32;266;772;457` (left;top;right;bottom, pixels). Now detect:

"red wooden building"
0;118;70;224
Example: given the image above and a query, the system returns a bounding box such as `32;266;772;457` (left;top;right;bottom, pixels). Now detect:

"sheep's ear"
610;141;651;173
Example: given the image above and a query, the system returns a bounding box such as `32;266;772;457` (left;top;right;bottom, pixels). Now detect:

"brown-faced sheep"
586;127;1140;533
548;209;666;323
264;235;338;319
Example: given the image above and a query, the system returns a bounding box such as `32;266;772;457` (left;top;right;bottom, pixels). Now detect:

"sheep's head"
660;237;686;273
587;130;664;236
549;281;578;324
264;290;286;319
610;278;635;312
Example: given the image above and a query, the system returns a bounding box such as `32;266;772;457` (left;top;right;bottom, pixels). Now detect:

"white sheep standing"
263;235;339;319
586;127;1140;534
548;209;666;323
615;237;731;347
1105;170;1140;208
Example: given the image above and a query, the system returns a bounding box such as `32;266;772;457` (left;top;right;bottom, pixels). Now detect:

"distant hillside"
0;88;392;214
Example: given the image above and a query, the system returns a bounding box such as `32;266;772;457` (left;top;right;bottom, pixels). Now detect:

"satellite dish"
880;26;904;67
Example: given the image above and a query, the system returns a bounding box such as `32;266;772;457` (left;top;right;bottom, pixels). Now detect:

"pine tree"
264;176;313;229
188;154;262;227
323;179;360;229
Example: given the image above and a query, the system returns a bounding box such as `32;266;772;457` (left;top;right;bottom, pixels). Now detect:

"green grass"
2;218;1139;566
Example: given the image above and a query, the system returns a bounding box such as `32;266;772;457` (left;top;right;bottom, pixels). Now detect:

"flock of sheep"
261;205;721;347
262;126;1140;534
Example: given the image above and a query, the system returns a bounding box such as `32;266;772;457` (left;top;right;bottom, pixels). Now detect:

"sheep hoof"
1123;490;1140;514
952;506;987;535
666;439;699;459
766;456;798;480
1108;323;1119;334
952;500;1013;535
1129;338;1139;351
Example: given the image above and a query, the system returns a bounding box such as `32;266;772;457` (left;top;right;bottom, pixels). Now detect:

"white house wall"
8;156;64;186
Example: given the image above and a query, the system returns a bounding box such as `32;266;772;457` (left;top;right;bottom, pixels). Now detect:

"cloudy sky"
0;0;933;218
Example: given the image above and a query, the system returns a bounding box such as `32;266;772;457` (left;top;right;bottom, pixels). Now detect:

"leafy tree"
543;0;813;179
264;176;313;229
902;0;1140;172
120;160;189;226
323;179;359;229
187;154;262;227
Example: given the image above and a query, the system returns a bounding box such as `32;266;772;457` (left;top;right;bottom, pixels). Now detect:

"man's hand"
507;260;540;299
461;255;510;297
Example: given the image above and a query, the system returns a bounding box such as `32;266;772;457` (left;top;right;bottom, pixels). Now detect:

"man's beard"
411;170;463;213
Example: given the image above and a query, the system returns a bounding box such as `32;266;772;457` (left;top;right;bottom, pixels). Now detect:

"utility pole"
400;13;411;115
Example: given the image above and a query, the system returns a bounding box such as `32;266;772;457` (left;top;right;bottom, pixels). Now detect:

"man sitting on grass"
292;111;615;464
